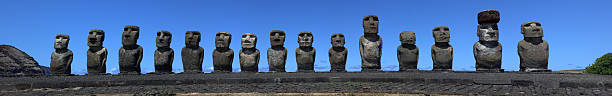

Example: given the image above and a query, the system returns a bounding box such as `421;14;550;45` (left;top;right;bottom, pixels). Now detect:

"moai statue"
473;10;503;72
359;15;382;72
212;32;234;72
329;33;347;72
154;30;173;73
431;26;453;71
239;33;260;72
182;31;204;73
119;25;143;74
518;22;550;72
87;29;107;74
296;31;316;72
50;34;73;75
267;30;287;72
397;31;418;71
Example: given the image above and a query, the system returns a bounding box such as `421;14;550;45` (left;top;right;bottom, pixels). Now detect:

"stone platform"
1;71;611;95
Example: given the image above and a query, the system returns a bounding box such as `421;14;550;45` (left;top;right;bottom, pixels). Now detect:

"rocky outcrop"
0;45;49;76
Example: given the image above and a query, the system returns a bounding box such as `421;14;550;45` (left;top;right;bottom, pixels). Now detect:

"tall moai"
182;31;204;73
212;32;234;72
267;30;287;72
119;25;143;74
154;30;174;73
397;31;419;71
296;31;315;72
87;29;107;74
50;34;73;75
359;15;382;72
239;33;260;72
329;33;347;72
518;22;550;72
431;26;453;71
473;10;503;72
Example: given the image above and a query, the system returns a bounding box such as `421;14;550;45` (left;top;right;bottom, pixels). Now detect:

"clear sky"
1;0;610;75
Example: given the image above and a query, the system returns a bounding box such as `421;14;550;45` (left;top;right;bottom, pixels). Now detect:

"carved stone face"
122;26;139;46
400;31;416;45
477;24;499;42
185;31;201;47
87;29;104;47
54;35;70;49
433;26;450;43
363;15;379;34
521;22;543;38
215;32;231;48
156;30;172;48
241;33;257;49
331;33;345;47
298;32;313;47
270;30;285;47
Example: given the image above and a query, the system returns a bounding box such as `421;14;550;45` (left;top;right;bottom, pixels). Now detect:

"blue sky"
1;0;610;75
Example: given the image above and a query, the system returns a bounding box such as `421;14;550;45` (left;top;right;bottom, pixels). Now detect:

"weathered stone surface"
213;32;233;72
0;45;49;76
119;25;143;74
50;34;73;75
154;30;173;73
296;31;315;72
359;15;382;71
87;29;107;74
519;22;550;72
397;31;418;71
239;33;259;72
267;30;286;72
329;33;347;72
474;10;503;72
431;26;453;71
182;31;204;73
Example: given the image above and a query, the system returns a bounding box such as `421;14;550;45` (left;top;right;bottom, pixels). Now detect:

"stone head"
331;33;345;47
122;25;140;46
432;26;450;43
521;22;543;38
269;30;285;47
477;10;500;24
215;32;232;48
477;24;499;42
298;31;313;47
241;33;257;49
156;30;172;48
400;31;416;45
362;15;379;34
54;34;70;49
87;29;105;47
185;31;201;47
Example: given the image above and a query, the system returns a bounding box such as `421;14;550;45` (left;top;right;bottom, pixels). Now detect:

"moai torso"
267;48;286;72
240;49;260;72
397;31;418;71
51;50;73;74
267;30;287;72
154;49;173;73
50;34;73;75
86;29;106;74
87;48;107;74
519;22;549;72
329;47;347;71
431;45;453;70
182;47;204;72
213;49;234;72
296;47;315;71
473;10;503;71
118;46;143;73
154;30;173;73
397;45;418;70
359;36;382;70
